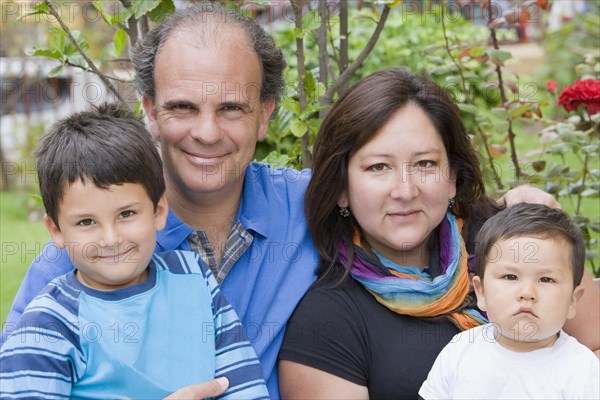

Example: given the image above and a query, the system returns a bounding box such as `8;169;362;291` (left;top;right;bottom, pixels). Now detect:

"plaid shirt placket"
188;220;253;283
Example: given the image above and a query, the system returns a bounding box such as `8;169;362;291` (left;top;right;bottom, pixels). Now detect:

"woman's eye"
416;160;435;168
367;163;388;172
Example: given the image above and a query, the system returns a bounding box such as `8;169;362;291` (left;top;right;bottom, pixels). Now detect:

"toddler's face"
473;236;583;352
45;180;167;290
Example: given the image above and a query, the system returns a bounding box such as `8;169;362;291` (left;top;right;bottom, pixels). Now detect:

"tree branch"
317;0;328;118
43;0;127;105
120;0;139;48
323;5;390;105
290;0;311;168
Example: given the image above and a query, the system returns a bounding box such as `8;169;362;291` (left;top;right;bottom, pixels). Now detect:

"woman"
278;68;598;399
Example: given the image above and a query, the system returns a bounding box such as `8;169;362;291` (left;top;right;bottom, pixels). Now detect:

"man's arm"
1;242;73;345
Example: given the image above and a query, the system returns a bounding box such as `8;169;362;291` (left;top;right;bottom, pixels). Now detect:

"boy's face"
44;180;168;291
472;236;584;352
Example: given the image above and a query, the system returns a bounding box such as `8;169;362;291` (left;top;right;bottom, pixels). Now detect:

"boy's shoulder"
4;272;84;346
27;272;82;311
555;330;600;364
153;250;212;277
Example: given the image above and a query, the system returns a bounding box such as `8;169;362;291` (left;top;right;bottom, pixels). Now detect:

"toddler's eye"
502;274;518;281
77;219;94;226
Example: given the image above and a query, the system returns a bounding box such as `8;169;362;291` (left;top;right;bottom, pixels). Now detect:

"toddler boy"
419;203;599;399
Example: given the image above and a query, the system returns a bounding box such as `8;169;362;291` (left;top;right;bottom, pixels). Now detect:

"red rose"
558;79;600;115
546;79;558;93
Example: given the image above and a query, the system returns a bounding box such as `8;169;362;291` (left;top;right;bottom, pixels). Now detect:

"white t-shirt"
419;324;600;399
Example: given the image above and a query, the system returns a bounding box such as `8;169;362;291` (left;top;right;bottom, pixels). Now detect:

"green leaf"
492;121;509;132
491;107;508;119
581;189;599;198
92;1;114;25
131;0;161;19
113;28;127;56
113;7;135;24
48;65;64;77
26;47;62;60
488;49;512;63
304;71;316;97
425;55;445;65
29;193;44;206
281;98;301;115
530;160;546;172
18;2;50;21
582;144;599;154
302;10;321;33
549;143;570;155
290;119;308;137
261;151;291;169
509;102;534;119
147;0;175;23
457;103;478;115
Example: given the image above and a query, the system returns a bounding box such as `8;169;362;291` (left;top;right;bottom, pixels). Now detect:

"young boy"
419;203;599;399
0;104;269;399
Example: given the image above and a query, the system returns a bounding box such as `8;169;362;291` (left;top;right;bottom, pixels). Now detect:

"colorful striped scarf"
339;212;487;331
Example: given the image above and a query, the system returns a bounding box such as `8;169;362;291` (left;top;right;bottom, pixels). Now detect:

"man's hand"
164;377;229;400
497;185;561;209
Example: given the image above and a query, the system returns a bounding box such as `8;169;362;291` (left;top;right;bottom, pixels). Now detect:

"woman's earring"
448;198;456;210
339;207;351;217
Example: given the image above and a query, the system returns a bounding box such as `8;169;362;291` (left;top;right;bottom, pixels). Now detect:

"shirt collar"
157;163;271;248
156;209;194;251
237;162;270;238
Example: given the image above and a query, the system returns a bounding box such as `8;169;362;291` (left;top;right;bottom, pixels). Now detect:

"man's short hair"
131;1;286;104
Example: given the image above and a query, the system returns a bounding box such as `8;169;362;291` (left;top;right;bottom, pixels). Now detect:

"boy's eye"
540;277;556;283
502;274;518;281
119;210;135;219
77;219;94;226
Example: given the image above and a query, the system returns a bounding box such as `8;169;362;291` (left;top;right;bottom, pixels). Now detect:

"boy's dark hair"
35;103;165;226
475;203;585;287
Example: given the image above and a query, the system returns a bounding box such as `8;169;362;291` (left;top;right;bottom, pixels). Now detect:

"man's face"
143;28;275;204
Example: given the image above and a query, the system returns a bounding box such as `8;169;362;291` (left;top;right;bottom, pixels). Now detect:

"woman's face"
339;104;456;268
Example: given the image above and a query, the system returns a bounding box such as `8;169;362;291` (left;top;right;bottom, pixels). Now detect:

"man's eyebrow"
161;99;196;109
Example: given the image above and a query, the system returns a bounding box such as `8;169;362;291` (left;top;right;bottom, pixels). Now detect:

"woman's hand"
497;184;561;209
497;184;562;209
163;377;229;400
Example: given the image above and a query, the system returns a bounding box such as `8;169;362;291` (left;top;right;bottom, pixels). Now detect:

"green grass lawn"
1;190;50;326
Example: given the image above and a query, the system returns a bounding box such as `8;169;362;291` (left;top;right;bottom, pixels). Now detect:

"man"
3;2;598;398
4;3;314;398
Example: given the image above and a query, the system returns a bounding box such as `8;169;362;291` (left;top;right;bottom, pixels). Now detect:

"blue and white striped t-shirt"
0;250;269;399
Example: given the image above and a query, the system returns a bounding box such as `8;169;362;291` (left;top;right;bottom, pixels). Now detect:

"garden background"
1;0;599;326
